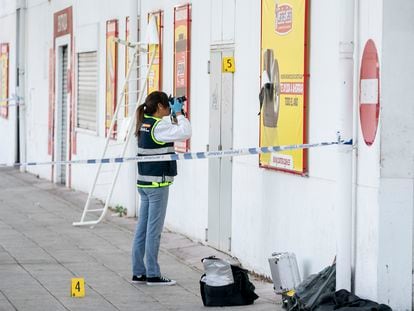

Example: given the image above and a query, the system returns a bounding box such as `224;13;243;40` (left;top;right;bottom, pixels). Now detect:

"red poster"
48;48;55;155
174;4;191;152
71;40;76;155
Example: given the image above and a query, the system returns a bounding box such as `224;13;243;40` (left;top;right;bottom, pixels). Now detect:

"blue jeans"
132;186;169;277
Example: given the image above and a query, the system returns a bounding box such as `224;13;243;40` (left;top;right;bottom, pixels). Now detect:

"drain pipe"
16;0;27;172
351;0;360;293
126;0;139;217
336;0;354;291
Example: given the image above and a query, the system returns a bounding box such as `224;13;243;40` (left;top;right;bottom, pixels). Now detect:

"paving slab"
0;168;282;310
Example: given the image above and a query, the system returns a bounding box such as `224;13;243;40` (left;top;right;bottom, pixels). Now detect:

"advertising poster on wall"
125;17;130;118
48;48;55;155
174;4;191;152
147;11;163;94
0;43;9;119
105;19;118;138
260;0;309;174
125;17;140;117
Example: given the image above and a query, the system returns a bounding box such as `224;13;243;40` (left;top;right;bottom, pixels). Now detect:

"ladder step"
100;170;115;174
128;65;144;70
73;220;100;227
87;208;105;212
114;38;144;48
96;182;112;186
127;77;141;82
119;103;138;108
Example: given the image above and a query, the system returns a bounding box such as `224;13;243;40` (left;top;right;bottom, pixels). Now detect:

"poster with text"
147;11;163;95
0;43;9;118
124;17;140;117
105;19;118;138
260;0;309;174
125;17;130;118
174;4;191;152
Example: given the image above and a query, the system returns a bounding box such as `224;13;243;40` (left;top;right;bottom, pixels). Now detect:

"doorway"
208;48;234;252
56;45;69;185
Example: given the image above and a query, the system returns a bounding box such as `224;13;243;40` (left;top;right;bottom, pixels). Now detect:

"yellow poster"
0;43;9;118
125;17;130;117
105;20;118;137
148;12;162;94
260;0;308;174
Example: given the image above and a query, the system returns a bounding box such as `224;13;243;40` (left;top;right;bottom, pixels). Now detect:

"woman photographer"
131;91;191;286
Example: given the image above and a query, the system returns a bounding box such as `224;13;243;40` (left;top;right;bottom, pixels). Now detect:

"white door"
57;45;69;185
208;49;234;252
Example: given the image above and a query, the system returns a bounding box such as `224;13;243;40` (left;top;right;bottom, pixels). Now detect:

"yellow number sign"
71;278;85;297
222;57;235;73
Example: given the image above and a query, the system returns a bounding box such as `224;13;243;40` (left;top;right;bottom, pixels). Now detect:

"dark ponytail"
135;91;169;137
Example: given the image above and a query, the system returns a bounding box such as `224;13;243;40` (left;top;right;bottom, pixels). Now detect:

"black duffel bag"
200;262;259;307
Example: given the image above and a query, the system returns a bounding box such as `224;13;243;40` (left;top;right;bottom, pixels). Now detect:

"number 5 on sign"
222;57;235;73
71;278;85;297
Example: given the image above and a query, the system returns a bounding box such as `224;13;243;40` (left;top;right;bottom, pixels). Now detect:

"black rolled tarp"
314;289;392;311
283;263;392;311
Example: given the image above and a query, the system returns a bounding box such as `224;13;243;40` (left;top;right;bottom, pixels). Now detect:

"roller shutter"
77;51;97;131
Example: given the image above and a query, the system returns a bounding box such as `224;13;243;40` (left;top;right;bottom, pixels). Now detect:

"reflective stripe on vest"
137;146;176;155
137;174;174;183
145;114;165;145
137;181;173;188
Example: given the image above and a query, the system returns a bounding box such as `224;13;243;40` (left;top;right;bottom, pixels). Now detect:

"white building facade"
0;0;413;309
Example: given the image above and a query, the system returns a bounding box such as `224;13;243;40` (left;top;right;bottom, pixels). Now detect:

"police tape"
0;139;352;167
0;95;24;106
0;103;22;107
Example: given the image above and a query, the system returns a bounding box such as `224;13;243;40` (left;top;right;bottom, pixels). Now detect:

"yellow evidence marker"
222;57;235;73
71;278;85;297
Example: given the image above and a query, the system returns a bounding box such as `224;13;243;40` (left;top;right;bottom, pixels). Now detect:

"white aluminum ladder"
73;38;157;227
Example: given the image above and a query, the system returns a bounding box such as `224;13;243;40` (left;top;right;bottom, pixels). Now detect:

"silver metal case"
268;252;301;293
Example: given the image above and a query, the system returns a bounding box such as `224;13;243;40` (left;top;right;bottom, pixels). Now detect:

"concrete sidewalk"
0;168;281;311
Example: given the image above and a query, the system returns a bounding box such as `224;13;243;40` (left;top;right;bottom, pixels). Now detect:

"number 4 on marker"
71;278;85;298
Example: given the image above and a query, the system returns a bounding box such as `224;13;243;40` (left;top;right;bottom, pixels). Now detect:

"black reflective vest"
137;115;177;187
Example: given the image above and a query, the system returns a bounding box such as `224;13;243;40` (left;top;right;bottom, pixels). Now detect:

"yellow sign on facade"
260;0;308;174
105;20;118;137
71;278;85;297
222;57;235;73
148;12;162;94
0;43;9;118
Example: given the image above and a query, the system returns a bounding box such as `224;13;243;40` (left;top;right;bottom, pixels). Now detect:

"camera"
168;95;187;123
168;95;187;104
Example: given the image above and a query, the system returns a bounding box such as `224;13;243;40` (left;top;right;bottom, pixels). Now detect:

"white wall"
138;0;353;279
376;0;414;308
139;0;211;241
0;1;17;165
70;0;137;211
24;0;54;180
231;0;341;277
